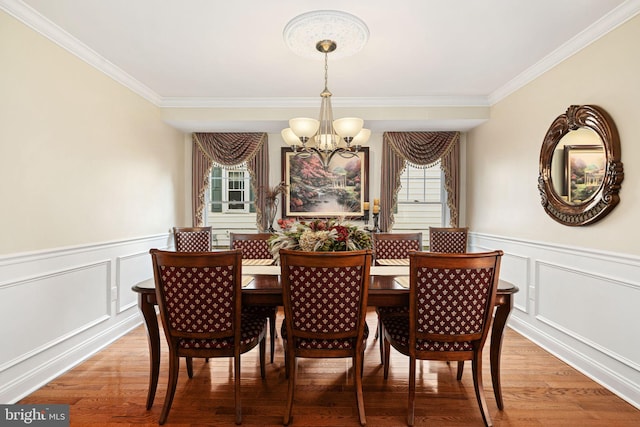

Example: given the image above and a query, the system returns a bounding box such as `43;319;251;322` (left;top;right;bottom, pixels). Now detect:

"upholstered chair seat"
179;315;269;350
281;323;369;350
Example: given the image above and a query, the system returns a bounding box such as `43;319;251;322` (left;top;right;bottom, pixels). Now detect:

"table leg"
490;293;513;410
138;293;160;410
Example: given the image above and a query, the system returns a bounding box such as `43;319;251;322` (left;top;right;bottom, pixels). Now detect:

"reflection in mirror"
550;128;604;205
538;105;623;226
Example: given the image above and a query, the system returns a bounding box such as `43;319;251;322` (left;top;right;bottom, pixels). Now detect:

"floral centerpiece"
268;218;372;262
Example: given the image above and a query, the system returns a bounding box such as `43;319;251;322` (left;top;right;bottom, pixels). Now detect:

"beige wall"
0;11;186;254
467;14;640;254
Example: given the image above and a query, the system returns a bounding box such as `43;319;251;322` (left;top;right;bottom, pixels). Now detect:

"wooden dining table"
132;265;518;411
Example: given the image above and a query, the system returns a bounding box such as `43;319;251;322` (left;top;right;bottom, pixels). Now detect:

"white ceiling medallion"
283;10;369;60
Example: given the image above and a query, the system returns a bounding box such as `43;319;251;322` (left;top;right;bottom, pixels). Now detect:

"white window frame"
393;163;449;235
205;165;257;248
223;169;251;213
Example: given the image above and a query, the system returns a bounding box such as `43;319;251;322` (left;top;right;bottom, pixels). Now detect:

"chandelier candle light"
281;11;371;168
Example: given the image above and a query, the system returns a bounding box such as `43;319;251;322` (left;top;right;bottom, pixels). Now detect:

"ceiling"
4;0;639;132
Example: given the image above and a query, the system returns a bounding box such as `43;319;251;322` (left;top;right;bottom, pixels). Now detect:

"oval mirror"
538;105;623;226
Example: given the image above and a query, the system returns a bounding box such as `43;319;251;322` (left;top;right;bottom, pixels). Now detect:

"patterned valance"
380;132;460;231
384;131;458;168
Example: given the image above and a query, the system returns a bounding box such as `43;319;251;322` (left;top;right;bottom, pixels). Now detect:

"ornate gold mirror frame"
538;105;624;226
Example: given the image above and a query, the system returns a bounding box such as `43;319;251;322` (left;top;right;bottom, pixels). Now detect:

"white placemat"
370;266;409;276
242;265;280;275
241;276;254;288
376;258;410;266
394;276;410;288
242;259;275;266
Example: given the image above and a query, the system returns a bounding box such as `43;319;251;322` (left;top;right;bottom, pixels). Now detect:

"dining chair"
230;232;278;363
172;226;212;252
381;250;503;427
429;226;469;253
150;249;267;425
173;226;214;375
279;249;372;426
429;226;469;378
372;232;422;364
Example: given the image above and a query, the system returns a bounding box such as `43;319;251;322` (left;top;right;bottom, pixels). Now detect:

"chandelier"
281;11;371;167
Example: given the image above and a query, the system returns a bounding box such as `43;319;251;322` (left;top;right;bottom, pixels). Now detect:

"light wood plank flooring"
19;308;640;426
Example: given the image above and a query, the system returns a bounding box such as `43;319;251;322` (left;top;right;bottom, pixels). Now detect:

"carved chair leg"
260;334;266;379
378;318;384;364
408;356;416;427
383;338;391;379
186;356;193;379
457;361;465;380
354;354;367;426
269;310;276;363
235;354;242;425
284;345;289;379
284;353;296;425
158;354;180;425
472;352;493;427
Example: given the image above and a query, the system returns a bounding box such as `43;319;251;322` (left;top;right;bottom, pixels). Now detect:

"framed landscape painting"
564;144;605;203
281;147;369;218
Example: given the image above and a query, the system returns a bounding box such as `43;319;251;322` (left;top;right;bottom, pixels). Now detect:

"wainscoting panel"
471;232;640;409
0;260;110;370
470;240;530;314
0;234;168;403
536;260;640;369
116;250;154;314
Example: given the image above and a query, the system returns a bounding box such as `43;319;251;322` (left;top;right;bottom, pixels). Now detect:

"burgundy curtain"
380;132;460;231
192;133;269;231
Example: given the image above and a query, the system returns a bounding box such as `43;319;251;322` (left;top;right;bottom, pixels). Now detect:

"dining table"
132;264;518;411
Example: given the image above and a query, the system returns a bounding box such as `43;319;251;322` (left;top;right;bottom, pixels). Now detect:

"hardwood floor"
20;308;640;426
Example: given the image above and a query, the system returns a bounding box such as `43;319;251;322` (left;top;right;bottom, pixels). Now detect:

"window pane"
394;163;446;241
210;167;223;213
228;190;245;210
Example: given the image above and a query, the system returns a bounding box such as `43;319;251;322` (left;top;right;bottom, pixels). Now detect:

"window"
206;165;257;247
209;166;255;213
392;162;448;243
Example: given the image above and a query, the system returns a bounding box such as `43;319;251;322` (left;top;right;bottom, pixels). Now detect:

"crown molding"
4;0;639;110
159;95;490;109
0;0;162;105
488;0;640;105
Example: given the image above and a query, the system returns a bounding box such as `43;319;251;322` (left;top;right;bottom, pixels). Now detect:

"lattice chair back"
281;249;371;349
429;227;468;253
229;233;273;259
172;226;212;252
152;249;242;349
372;232;422;262
411;250;502;352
